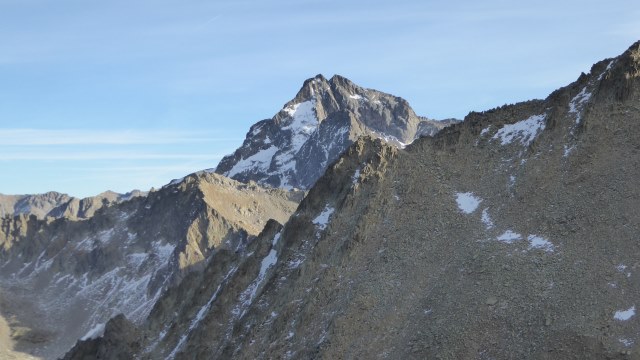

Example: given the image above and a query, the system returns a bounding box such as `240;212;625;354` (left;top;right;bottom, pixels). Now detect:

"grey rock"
0;172;302;359
215;74;457;189
486;297;498;306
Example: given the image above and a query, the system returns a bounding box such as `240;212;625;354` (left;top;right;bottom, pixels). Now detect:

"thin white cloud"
0;129;239;146
0;151;225;161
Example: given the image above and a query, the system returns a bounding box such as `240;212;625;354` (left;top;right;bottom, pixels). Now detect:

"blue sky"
1;0;638;197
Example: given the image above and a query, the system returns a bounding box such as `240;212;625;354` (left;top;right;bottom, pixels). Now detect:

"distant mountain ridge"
0;190;146;220
215;74;458;189
0;172;303;359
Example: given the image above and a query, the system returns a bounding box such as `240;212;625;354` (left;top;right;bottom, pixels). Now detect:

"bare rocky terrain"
0;172;303;359
63;41;640;359
4;40;640;360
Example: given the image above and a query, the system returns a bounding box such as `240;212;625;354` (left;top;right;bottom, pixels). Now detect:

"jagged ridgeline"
0;190;146;220
62;40;640;360
215;74;457;190
0;173;303;359
4;40;640;359
0;73;453;360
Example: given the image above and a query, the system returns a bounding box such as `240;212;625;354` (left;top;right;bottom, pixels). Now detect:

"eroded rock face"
61;314;141;360
216;41;640;359
0;172;302;359
215;74;456;190
63;41;640;359
61;136;397;360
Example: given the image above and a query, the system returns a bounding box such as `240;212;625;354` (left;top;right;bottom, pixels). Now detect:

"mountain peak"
288;74;329;104
215;75;457;189
566;40;640;104
292;74;365;105
617;40;640;80
328;74;355;87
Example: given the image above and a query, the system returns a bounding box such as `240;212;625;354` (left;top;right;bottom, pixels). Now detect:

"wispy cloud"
0;129;239;146
0;151;225;161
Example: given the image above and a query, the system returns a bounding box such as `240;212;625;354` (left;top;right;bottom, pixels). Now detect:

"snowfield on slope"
492;114;546;146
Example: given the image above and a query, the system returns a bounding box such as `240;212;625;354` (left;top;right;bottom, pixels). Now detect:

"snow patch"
455;192;482;214
287;257;305;269
369;130;409;149
168;265;239;359
283;100;318;151
75;229;115;251
81;323;105;340
616;264;631;278
527;235;554;252
569;87;592;124
226;145;279;178
480;127;491;136
614;306;635;321
496;230;522;243
250;123;264;136
127;253;149;269
616;264;628;272
598;60;615;80
492;114;546;146
563;144;576;158
619;338;634;347
481;208;494;229
233;233;282;319
152;241;175;261
313;206;335;230
352;168;361;185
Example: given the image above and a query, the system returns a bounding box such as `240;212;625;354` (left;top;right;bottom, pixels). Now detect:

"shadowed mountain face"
215;74;457;190
63;42;640;359
0;172;303;359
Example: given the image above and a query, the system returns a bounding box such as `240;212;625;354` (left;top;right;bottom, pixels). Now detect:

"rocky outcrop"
215;74;456;190
61;136;397;360
61;315;141;360
65;41;640;359
0;172;303;359
0;190;146;220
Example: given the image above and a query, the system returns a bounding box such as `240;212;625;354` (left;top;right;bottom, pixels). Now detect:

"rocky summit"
215;74;457;190
3;40;640;360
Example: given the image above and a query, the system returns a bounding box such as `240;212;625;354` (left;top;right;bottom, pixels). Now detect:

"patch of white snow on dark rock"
496;230;523;243
313;206;335;230
614;306;636;321
527;234;555;252
455;192;482;214
492;114;546;146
